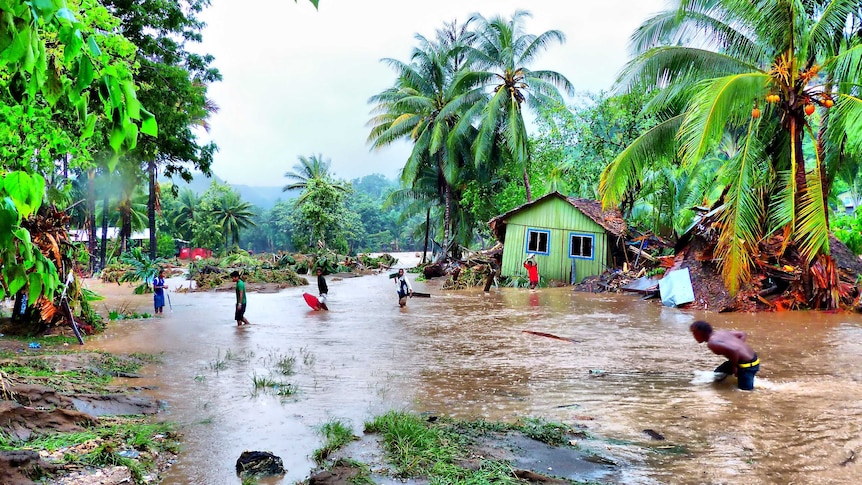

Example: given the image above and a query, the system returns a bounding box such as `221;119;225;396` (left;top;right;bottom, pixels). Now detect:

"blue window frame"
569;232;595;260
525;228;550;255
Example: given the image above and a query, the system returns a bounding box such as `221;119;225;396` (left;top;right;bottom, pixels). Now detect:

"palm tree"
367;21;476;257
454;10;574;202
207;191;255;249
171;188;200;241
282;154;347;197
600;0;862;305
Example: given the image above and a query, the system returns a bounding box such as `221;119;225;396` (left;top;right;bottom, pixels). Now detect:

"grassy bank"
0;341;179;484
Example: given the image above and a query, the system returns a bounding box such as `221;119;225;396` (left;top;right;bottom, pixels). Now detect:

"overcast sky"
195;0;667;188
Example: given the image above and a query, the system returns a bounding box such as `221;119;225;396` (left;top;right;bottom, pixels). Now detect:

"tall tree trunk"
443;185;452;260
422;205;430;264
148;159;157;260
99;194;109;270
790;115;814;303
87;170;97;272
523;168;532;202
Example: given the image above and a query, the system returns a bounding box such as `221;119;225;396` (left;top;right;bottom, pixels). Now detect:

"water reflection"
84;262;862;484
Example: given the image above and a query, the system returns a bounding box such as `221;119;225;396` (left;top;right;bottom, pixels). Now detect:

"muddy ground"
0;344;173;485
0;336;630;485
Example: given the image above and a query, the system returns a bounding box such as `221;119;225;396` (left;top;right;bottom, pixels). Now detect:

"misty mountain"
161;174;294;210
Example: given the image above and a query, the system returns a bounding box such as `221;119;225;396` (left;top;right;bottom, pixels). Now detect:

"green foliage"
282;154;352;252
831;211;862;255
156;233;176;259
199;181;255;250
517;417;571;446
118;247;167;287
602;0;862;299
312;419;357;463
0;171;59;305
359;412;581;484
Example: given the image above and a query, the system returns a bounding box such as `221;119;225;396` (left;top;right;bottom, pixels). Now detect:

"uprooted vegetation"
577;221;862;312
188;250;398;290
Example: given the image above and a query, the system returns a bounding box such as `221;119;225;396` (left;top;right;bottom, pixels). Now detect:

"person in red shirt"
523;258;539;290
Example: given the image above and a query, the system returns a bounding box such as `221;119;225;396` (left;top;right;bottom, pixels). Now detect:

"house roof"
488;191;627;242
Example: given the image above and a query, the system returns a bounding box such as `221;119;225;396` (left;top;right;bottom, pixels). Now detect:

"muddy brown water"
81;255;862;484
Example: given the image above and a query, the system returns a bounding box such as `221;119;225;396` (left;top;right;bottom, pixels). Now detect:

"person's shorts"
715;358;760;390
319;293;327;303
235;303;247;321
737;360;760;390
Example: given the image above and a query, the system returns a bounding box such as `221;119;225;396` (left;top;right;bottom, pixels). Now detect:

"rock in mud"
0;450;60;485
235;450;285;478
308;464;364;485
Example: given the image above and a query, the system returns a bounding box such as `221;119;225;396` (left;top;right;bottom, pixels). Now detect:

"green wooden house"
488;192;627;285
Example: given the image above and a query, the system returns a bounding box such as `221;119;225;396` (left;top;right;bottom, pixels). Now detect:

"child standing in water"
523;258;539;290
153;269;166;314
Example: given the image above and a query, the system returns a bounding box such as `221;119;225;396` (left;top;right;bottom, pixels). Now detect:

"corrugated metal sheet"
500;197;608;284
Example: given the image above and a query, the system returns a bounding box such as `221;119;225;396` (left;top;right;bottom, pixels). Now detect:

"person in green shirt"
231;271;251;326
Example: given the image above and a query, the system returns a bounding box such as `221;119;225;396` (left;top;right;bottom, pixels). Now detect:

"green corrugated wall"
500;197;608;284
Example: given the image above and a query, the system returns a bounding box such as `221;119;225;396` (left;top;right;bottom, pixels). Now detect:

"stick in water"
522;330;579;344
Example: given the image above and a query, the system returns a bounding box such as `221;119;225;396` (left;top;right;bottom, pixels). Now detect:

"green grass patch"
93;352;155;375
250;372;296;396
2;419;179;485
275;354;296;375
209;348;229;371
354;412;594;484
312;419;357;463
364;411;457;476
517;417;572;446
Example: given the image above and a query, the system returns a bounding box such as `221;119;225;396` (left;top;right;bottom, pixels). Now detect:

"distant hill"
160;174;294;210
161;172;397;211
232;184;294;209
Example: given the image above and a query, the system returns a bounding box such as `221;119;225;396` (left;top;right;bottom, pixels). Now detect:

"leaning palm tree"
453;10;575;201
600;0;862;306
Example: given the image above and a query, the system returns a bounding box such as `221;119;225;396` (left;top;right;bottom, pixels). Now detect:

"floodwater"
83;254;862;484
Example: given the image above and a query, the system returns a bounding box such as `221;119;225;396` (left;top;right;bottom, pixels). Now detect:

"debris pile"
440;246;503;290
578;215;862;312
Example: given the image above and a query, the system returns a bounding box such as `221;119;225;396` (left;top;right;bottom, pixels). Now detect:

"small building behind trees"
489;192;627;285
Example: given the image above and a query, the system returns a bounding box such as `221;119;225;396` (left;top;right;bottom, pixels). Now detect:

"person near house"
316;267;329;311
394;268;413;307
523;258;539;290
153;269;166;315
690;320;760;390
231;270;251;326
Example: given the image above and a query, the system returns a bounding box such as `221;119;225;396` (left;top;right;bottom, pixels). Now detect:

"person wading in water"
394;268;413;307
316;267;329;311
690;320;760;390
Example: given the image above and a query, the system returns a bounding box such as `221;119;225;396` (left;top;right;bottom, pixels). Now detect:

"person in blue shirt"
153;270;166;315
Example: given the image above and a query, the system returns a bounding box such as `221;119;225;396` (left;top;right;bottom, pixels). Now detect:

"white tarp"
658;267;695;307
